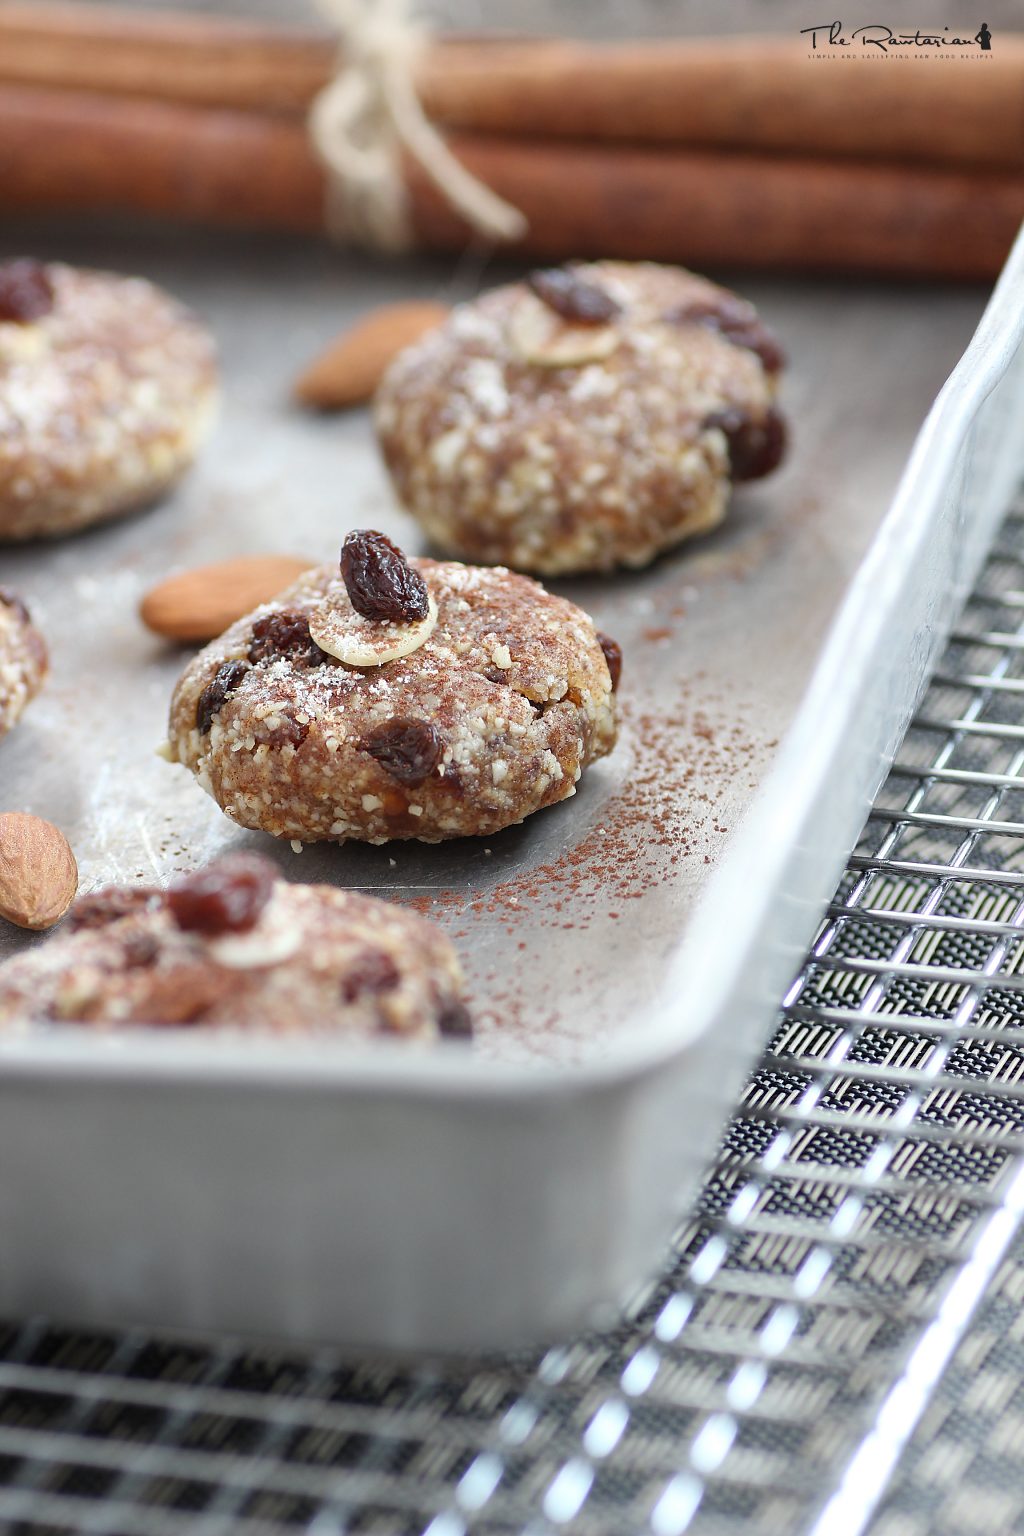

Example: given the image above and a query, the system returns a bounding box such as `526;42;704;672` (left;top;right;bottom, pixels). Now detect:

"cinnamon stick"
0;2;327;116
424;137;1021;281
0;87;320;232
0;3;1021;172
0;84;1016;280
426;36;1024;173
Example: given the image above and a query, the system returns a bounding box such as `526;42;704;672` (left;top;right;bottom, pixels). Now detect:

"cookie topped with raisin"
374;260;786;575
0;260;217;540
0;852;469;1041
165;530;619;845
0;587;47;741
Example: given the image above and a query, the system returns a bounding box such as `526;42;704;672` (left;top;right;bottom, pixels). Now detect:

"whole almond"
0;813;78;931
293;301;450;410
140;555;315;645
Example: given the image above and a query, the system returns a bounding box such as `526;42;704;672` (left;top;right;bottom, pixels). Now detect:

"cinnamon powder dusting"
406;682;776;1061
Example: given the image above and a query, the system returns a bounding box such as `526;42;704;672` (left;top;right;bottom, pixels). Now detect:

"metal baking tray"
0;221;1022;1351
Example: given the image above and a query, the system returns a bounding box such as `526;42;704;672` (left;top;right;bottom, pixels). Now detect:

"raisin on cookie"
0;260;217;540
375;260;786;575
0;587;47;741
166;530;618;845
0;853;469;1040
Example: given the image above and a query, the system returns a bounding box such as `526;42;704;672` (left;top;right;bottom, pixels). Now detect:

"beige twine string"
310;0;528;252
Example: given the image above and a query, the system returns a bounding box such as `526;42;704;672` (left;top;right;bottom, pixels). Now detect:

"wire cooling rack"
6;506;1024;1536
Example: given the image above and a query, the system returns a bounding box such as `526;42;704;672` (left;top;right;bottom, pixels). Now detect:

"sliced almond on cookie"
0;325;47;364
510;294;619;368
205;891;303;969
310;585;438;667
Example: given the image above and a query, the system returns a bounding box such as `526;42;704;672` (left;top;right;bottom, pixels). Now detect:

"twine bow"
310;0;528;252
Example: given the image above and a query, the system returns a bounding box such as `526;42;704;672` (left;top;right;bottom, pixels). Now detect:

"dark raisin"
437;763;465;796
704;405;788;482
438;998;473;1039
0;587;31;625
527;268;620;325
340;529;428;623
248;610;326;667
0;259;54;324
730;320;784;375
260;715;309;751
664;295;785;375
361;717;443;787
341;950;400;1006
195;660;248;734
67;887;164;932
122;932;160;969
167;853;274;937
597;632;622;692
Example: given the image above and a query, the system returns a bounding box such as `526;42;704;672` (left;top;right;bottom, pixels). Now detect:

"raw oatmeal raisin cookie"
375;260;786;574
166;530;618;844
0;259;217;540
0;853;470;1040
0;587;47;740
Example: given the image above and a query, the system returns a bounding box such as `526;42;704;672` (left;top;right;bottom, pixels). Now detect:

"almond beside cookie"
0;812;78;930
294;301;450;410
140;555;314;644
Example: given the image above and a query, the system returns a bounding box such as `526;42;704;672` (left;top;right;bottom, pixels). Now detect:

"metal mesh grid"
870;1215;1024;1536
7;506;1024;1534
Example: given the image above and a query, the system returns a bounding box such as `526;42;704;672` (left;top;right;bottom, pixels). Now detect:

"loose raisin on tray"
597;632;622;692
0;259;55;325
704;405;787;482
438;998;473;1039
195;660;248;734
360;717;443;787
248;611;326;667
527;268;620;325
341;950;400;1006
67;887;164;932
340;529;429;623
664;296;785;375
0;588;31;625
167;853;274;937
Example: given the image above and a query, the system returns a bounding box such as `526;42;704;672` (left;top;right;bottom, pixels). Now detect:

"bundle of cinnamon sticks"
0;2;1021;279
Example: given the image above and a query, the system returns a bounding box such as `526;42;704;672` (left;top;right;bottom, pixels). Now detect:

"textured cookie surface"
0;588;47;740
0;261;217;540
167;554;618;844
375;261;786;575
0;857;468;1040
